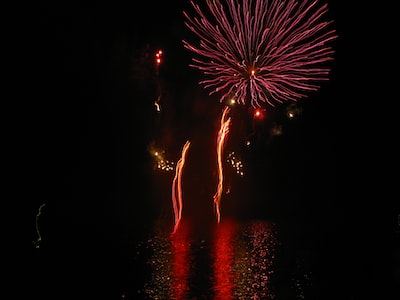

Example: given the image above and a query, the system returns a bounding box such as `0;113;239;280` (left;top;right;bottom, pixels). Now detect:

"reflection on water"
135;218;279;299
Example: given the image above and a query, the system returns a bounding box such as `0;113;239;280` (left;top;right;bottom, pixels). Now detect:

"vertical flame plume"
213;106;231;223
171;140;191;235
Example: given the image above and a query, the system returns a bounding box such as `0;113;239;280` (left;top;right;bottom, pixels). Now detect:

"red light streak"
171;140;191;235
213;219;237;299
213;106;231;223
171;220;191;299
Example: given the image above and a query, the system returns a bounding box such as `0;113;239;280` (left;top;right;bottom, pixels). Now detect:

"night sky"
20;1;398;299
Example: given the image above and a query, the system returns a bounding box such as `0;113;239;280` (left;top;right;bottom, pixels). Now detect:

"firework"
33;202;46;248
171;140;191;235
183;0;337;108
213;106;231;223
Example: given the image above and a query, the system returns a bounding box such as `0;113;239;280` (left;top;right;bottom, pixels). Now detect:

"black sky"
24;0;350;221
20;0;369;240
20;1;398;298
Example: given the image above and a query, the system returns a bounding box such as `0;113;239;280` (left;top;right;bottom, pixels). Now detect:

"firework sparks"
213;106;231;223
227;151;244;177
171;140;191;235
150;147;175;172
183;0;337;108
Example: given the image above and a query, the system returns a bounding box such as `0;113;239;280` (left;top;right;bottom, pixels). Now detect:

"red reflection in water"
170;219;191;299
213;219;238;300
142;220;277;299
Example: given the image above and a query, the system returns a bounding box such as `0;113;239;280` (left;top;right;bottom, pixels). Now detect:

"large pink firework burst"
182;0;338;108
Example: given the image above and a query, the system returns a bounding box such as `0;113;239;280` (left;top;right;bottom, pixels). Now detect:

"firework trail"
33;202;46;248
182;0;337;109
213;106;231;223
171;140;191;235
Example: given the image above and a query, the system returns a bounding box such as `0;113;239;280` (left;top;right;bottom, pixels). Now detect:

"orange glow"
171;140;191;235
155;49;163;65
213;106;231;223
